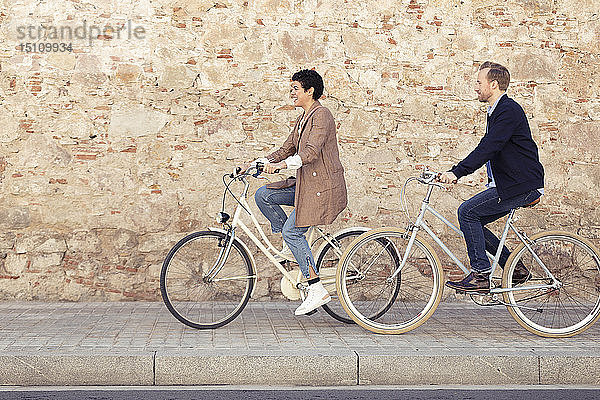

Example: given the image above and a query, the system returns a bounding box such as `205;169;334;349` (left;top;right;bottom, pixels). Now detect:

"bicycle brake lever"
252;162;263;178
229;166;242;178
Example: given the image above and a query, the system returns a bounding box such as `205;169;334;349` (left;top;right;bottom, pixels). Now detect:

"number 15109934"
19;43;73;53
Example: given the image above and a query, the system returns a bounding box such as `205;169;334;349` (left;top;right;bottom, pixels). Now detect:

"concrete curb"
155;350;357;386
2;351;599;386
359;354;539;385
540;356;600;385
0;353;154;386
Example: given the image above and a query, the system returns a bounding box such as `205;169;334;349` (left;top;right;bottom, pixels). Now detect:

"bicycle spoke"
358;241;393;276
211;275;256;282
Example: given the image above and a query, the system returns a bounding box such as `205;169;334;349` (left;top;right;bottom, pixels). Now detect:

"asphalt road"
2;388;600;400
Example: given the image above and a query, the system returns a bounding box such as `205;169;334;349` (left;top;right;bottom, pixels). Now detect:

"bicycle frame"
206;174;343;291
393;180;561;295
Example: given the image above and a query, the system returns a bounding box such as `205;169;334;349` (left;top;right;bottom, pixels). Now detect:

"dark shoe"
445;272;490;293
512;262;531;285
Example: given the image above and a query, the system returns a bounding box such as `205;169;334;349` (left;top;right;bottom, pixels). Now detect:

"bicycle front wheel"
336;228;443;334
503;231;600;337
160;231;256;329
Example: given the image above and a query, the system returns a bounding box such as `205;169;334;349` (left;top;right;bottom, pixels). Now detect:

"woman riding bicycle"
244;69;348;316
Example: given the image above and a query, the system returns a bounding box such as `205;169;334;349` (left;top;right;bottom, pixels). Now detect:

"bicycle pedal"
305;308;318;316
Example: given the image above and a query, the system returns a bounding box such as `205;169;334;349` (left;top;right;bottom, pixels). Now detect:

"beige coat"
267;101;348;227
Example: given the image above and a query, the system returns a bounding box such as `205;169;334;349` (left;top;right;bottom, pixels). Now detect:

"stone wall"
0;0;599;301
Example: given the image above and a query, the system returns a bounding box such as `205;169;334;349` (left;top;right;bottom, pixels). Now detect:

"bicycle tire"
160;230;256;329
336;227;443;334
317;228;376;324
502;230;600;337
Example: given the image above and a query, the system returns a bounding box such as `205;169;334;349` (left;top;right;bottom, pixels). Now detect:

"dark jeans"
458;187;541;274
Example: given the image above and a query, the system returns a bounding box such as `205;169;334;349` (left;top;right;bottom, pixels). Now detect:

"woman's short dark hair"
292;69;324;100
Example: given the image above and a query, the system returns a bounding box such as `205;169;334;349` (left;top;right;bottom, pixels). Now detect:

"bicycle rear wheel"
336;228;443;334
160;231;256;329
503;231;600;337
316;228;373;324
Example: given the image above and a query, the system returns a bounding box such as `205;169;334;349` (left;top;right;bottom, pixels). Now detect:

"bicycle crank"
281;275;301;300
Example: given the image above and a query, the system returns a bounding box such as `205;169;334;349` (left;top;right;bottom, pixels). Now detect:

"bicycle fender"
208;227;259;298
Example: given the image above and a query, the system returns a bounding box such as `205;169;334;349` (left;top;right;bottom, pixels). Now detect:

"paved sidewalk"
0;301;599;386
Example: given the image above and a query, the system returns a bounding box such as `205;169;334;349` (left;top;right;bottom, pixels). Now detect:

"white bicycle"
336;169;600;337
160;165;386;329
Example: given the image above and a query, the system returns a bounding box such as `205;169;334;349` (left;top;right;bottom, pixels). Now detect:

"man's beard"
478;92;490;102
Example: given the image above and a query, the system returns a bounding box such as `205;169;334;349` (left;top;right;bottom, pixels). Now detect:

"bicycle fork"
388;188;433;282
204;227;237;282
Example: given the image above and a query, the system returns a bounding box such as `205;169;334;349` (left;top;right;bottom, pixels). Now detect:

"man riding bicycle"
438;61;545;293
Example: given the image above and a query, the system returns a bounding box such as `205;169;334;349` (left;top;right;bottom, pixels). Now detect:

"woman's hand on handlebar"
236;159;284;176
239;162;253;175
239;157;269;175
263;161;285;174
438;171;458;184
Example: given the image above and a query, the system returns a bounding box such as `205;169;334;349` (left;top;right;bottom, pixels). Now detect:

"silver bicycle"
160;165;381;329
336;169;600;337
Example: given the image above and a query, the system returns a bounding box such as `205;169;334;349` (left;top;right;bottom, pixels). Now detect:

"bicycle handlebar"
220;163;283;224
255;162;281;175
231;165;262;179
400;168;446;222
416;168;444;186
232;162;280;180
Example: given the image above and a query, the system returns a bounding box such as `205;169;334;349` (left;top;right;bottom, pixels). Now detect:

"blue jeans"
254;185;316;279
458;187;541;274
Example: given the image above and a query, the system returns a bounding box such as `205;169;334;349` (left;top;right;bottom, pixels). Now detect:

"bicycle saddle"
523;197;540;208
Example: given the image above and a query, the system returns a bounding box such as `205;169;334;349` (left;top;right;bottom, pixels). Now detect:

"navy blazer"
451;95;544;201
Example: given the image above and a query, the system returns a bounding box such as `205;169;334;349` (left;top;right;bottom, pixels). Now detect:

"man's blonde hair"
479;61;510;91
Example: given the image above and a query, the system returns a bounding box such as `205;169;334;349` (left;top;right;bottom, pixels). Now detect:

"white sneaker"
274;242;294;263
294;281;331;316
